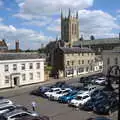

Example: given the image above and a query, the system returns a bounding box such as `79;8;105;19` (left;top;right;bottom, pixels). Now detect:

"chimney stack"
15;40;19;52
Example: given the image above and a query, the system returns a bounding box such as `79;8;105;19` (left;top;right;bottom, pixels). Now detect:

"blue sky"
0;0;120;49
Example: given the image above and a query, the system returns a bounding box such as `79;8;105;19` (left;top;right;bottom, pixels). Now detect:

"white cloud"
78;10;119;39
0;24;53;49
0;0;3;7
117;10;120;13
47;18;61;32
15;0;94;19
0;17;3;22
22;16;52;26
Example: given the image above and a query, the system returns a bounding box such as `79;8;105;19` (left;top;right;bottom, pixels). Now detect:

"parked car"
81;85;98;95
0;104;28;115
50;88;72;101
79;94;108;111
0;99;13;106
0;96;4;99
0;109;39;120
91;89;107;100
58;90;78;103
68;93;91;107
93;98;118;115
79;77;92;85
79;99;94;111
15;115;50;120
94;77;106;85
30;86;51;97
50;81;66;88
44;87;61;98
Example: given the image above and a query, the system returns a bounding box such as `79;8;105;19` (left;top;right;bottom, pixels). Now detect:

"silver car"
0;99;13;106
0;109;39;120
0;104;28;115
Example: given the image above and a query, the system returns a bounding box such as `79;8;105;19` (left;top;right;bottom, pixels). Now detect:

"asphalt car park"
0;75;118;120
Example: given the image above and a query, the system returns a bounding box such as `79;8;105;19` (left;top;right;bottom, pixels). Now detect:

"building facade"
0;39;8;52
52;47;102;78
61;9;79;46
102;47;120;76
0;53;45;89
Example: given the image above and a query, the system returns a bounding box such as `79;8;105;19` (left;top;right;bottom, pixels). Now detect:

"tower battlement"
61;9;80;47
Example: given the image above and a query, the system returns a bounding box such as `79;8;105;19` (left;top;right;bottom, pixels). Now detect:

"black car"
93;98;118;115
0;96;4;99
91;90;108;100
79;77;92;86
51;81;66;88
30;86;50;97
30;81;67;97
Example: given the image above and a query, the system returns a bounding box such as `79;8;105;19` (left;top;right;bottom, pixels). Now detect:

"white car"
69;93;91;107
44;87;61;98
82;85;98;95
0;109;39;120
95;77;106;84
0;99;13;106
50;88;72;101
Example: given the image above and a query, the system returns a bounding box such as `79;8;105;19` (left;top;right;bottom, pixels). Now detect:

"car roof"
52;87;61;90
77;93;89;97
0;99;11;103
0;104;15;108
61;88;71;91
3;109;30;117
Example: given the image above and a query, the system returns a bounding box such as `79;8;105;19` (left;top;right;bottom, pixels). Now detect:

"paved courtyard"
0;78;118;120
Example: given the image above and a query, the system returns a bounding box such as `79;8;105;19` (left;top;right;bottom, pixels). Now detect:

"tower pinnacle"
68;8;71;18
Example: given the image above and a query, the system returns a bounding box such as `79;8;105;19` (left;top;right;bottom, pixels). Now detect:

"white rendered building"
0;53;45;89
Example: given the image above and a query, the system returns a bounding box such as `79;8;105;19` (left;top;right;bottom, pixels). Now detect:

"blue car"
58;90;78;103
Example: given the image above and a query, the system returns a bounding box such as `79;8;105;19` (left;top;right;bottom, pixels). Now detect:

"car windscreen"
76;96;82;100
83;88;88;91
57;91;62;94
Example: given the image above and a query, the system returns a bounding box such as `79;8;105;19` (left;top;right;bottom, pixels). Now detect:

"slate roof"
59;47;94;53
0;52;43;61
74;38;120;46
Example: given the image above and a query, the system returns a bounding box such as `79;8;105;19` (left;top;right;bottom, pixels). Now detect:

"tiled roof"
0;52;43;61
59;47;94;53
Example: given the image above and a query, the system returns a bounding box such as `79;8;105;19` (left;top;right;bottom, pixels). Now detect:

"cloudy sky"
0;0;120;49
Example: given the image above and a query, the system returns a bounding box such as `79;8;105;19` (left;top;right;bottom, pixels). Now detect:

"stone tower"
15;40;19;52
61;9;79;47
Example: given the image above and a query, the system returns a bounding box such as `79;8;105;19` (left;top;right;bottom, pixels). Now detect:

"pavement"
0;71;102;94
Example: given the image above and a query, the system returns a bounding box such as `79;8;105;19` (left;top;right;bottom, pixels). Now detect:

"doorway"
13;77;19;86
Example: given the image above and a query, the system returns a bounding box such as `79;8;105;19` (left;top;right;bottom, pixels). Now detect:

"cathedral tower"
61;9;79;47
